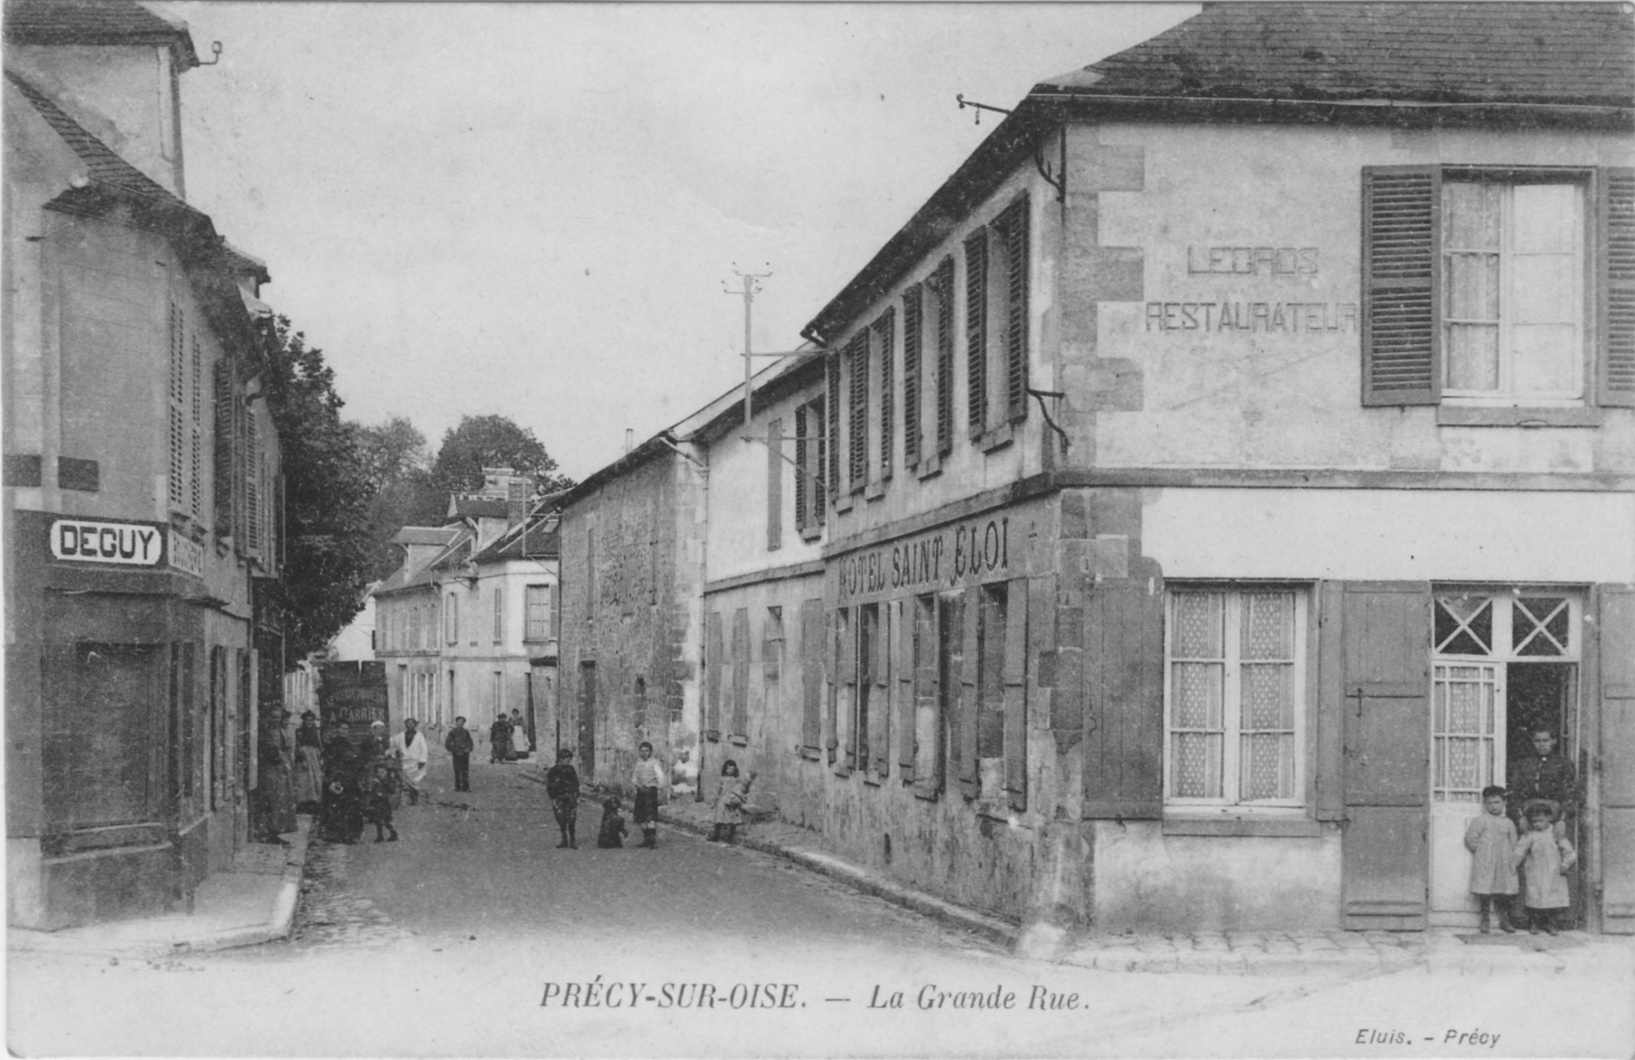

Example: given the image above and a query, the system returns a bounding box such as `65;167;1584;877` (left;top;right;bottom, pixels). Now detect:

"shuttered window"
492;586;504;642
1363;165;1633;408
965;229;988;436
213;361;234;537
933;256;955;456
875;308;894;481
766;417;783;550
1604;169;1635;406
902;285;923;468
847;331;868;492
168;301;186;511
800;597;824;755
826;353;841;497
794;405;809;530
731;607;750;738
245;414;261;553
999;197;1031;423
190;336;203;520
705;610;723;739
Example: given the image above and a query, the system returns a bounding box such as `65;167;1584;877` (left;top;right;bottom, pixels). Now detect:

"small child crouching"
597;797;628;849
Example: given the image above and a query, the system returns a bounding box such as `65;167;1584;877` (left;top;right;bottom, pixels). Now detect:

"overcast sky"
166;2;1196;479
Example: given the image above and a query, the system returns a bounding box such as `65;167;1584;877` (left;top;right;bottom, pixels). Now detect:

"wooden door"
1342;584;1431;930
1600;587;1635;934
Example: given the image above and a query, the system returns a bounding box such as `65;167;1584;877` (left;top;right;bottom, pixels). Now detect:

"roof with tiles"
472;519;559;564
4;0;199;65
5;69;190;209
1035;2;1634;107
448;496;511;521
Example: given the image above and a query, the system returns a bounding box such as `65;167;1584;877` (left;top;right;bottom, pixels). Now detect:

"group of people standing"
489;710;532;764
543;741;755;852
1465;727;1580;934
315;717;429;844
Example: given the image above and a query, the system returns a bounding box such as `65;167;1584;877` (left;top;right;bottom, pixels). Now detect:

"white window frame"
1163;585;1309;810
1441;175;1587;407
524;585;552;643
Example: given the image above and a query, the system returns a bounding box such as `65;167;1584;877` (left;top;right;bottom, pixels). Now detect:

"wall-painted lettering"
1186;246;1320;276
49;519;162;566
838;517;1008;602
1144;300;1357;334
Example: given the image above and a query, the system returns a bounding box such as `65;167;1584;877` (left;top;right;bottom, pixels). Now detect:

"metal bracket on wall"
1026;388;1071;454
1034;126;1067;204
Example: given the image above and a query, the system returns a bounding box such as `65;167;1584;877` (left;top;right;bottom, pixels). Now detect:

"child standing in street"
597;797;628;849
363;762;400;843
1464;785;1517;933
545;748;581;849
1514;800;1577;934
631;741;664;849
709;759;756;844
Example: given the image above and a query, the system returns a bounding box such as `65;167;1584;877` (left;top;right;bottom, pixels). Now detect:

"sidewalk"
9;816;311;960
544;770;1634;980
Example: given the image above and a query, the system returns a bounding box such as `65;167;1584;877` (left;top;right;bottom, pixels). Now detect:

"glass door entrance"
1427;592;1581;929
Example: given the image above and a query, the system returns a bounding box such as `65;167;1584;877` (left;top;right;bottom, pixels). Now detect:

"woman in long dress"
510;711;530;759
292;711;324;813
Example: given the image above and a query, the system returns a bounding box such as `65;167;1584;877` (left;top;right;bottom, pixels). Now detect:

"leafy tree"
429;414;574;498
260;315;375;666
356;416;442;579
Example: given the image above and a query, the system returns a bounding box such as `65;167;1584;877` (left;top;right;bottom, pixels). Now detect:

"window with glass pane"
1166;588;1304;806
1432;663;1499;803
1442;180;1584;402
524;585;552;642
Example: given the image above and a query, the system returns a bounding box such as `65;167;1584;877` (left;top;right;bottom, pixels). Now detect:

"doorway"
1427;592;1581;928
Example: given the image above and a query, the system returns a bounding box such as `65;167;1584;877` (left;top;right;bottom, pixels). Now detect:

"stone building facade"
4;1;286;928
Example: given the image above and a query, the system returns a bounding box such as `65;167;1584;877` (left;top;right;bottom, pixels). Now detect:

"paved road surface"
9;751;1633;1057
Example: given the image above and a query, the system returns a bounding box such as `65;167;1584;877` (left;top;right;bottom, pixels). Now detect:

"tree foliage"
260;315;375;666
356;416;442;579
430;414;574;499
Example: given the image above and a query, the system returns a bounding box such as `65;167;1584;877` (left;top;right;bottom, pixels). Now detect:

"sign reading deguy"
49;518;165;566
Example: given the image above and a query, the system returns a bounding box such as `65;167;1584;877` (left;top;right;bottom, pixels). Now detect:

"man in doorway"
1508;727;1578;928
444;716;474;793
1509;728;1577;833
393;717;429;805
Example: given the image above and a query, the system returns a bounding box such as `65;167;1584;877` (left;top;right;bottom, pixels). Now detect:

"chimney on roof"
507;479;529;528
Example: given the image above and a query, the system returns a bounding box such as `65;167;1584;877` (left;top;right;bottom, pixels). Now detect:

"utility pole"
724;265;772;430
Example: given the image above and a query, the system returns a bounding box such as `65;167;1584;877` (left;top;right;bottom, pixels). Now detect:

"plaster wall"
1092;821;1342;932
1144;487;1635;582
1077;122;1635;474
5;44;184;197
704;376;825;582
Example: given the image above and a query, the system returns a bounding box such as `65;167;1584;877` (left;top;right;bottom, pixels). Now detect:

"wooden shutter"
1598;585;1635;933
1315;581;1346;821
902;286;922;468
877;308;894;480
1361;167;1440;406
957;583;981;798
1002;197;1030;423
168;301;186;511
705;611;723;738
1340;583;1431;931
766;418;782;550
934;256;955;457
213;360;234;535
1003;577;1028;811
1081;566;1164;819
847;332;868;490
896;599;916;780
965;229;988;437
838;608;855;773
801;598;824;753
1601;168;1635;408
874;604;891;776
731;608;749;738
826;353;841;498
793;406;809;530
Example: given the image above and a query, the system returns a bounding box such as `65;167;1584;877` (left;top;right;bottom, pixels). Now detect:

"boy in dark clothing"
444;716;475;792
363;762;399;842
597;797;628;848
490;716;512;764
545;749;581;849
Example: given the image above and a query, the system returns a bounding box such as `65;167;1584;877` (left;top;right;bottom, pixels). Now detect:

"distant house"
374;470;560;751
5;0;287;928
